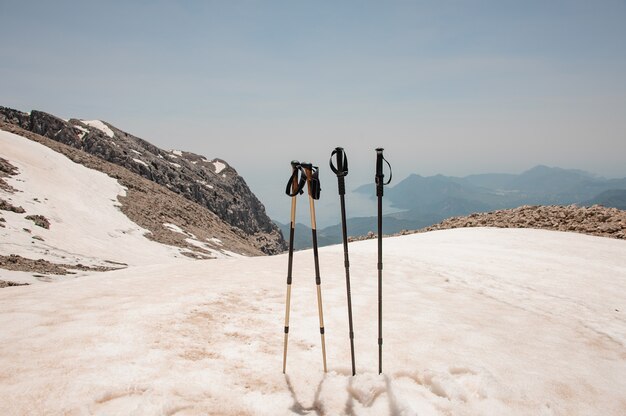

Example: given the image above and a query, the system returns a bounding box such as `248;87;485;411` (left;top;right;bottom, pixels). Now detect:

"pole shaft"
339;194;356;376
282;175;298;373
377;193;383;375
309;196;327;372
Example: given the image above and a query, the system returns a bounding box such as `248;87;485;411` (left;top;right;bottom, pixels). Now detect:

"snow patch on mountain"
163;223;187;235
184;238;239;259
80;120;114;138
213;160;226;174
0;129;189;283
207;237;223;246
132;158;148;167
197;180;214;189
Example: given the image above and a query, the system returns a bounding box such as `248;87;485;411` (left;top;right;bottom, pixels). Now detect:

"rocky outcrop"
0;106;285;254
0;254;116;275
0;198;25;213
0;157;19;192
373;205;626;240
25;215;50;229
0;280;29;288
350;204;626;241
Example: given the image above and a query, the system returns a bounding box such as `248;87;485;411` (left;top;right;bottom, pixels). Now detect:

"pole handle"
375;148;392;196
330;147;349;195
330;147;349;176
285;161;306;197
302;163;321;200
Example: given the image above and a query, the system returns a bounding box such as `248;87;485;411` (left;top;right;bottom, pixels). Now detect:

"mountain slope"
0;106;285;254
0;228;624;414
0;127;268;283
0;129;191;283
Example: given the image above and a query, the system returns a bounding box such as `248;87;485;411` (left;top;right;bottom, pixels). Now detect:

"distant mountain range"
278;165;626;250
583;189;626;210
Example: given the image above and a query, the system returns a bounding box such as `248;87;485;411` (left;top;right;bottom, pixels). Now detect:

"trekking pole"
301;162;327;373
283;160;306;373
375;148;392;374
329;147;356;376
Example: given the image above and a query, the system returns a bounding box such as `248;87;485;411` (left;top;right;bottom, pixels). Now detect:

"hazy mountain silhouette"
284;165;626;249
583;189;626;210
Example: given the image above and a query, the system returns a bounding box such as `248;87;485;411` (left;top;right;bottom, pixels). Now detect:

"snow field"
133;158;149;167
213;160;226;174
80;120;115;138
0;228;625;415
0;129;190;283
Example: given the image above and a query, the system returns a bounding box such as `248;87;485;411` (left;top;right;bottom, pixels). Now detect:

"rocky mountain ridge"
350;204;626;242
0;106;285;254
1;124;274;284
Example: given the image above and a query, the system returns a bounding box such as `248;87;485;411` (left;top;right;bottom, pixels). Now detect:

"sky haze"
1;1;625;224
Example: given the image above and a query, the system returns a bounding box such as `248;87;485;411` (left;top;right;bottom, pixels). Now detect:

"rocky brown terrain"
0;157;20;229
350;204;626;242
0;254;118;275
0;106;285;254
0;157;19;193
0;280;29;288
417;204;626;239
354;204;626;241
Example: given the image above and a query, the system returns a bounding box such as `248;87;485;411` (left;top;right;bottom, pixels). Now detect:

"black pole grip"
330;147;349;195
285;160;306;197
375;148;385;197
375;148;392;197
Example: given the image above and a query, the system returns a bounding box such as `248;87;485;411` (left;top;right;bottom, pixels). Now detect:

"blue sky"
1;1;625;224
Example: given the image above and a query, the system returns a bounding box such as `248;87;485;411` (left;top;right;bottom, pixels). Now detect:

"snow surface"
197;180;214;189
184;237;239;259
169;162;182;169
80;120;115;138
73;125;89;134
213;160;226;174
172;150;183;157
207;237;223;246
1;228;625;415
163;222;195;238
132;158;148;167
0;130;189;283
163;222;185;234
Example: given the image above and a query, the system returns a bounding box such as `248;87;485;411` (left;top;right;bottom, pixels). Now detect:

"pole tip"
375;147;384;152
